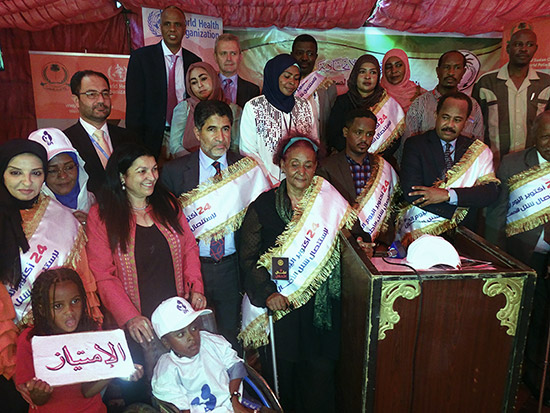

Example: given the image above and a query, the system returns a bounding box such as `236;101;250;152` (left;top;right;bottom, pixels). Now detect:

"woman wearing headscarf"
0;139;101;393
28;128;95;225
240;54;317;185
169;62;242;158
327;54;405;154
381;49;426;113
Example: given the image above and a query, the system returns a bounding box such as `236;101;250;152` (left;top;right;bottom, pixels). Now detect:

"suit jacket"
400;130;499;222
160;150;243;197
317;150;368;204
486;146;542;265
236;76;260;109
125;42;201;157
63;121;133;195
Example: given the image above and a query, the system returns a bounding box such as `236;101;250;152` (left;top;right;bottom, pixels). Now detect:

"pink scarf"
181;62;228;151
380;49;425;113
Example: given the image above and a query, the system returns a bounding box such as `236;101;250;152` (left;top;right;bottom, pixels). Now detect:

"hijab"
347;54;385;110
263;54;300;114
0;139;47;286
182;62;227;151
28;128;88;210
381;49;426;113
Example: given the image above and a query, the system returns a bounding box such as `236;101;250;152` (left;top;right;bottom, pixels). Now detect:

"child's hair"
31;267;98;336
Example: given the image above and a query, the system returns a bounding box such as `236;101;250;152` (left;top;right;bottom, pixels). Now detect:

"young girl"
15;268;143;412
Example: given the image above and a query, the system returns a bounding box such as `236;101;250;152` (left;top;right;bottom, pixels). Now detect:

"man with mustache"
399;92;499;240
473;23;550;167
64;70;134;195
405;50;484;141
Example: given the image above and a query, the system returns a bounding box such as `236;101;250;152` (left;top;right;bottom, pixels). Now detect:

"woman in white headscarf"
29;128;95;224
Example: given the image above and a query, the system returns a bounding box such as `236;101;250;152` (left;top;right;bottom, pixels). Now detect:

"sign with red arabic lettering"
32;329;134;386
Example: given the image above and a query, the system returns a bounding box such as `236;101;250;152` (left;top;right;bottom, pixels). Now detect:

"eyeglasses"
78;90;113;100
48;162;77;176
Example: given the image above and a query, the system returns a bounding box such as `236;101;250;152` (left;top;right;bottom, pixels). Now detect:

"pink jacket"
86;204;203;327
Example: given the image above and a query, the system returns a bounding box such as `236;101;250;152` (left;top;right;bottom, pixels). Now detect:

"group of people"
2;4;550;412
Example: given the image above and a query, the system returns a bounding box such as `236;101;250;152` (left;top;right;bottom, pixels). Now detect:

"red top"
85;204;203;327
15;328;107;413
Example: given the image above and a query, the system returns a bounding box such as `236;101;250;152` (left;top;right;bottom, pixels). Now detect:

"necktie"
210;161;225;261
92;129;111;168
223;78;233;103
166;55;179;126
444;142;454;171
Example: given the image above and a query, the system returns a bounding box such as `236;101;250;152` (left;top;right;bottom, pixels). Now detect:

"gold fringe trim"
239;237;342;349
64;225;87;270
179;157;258;207
445;140;490;187
355;155;384;208
506;207;550;237
371;91;405;154
475;173;500;186
397;203;468;241
197;208;247;242
508;162;550;191
257;176;322;270
22;194;49;240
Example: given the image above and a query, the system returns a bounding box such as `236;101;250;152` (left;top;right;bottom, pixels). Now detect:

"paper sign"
32;329;134;386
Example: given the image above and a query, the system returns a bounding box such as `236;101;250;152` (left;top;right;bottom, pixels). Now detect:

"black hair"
344;107;378;129
98;143;184;253
437;50;467;68
194;100;233;129
292;34;318;53
70;70;110;95
436;91;473;118
30;268;98;337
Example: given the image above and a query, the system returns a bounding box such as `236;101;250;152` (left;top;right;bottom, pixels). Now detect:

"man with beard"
291;34;337;147
64;70;134;195
406;50;484;141
473;24;550;167
317;107;399;244
399;92;499;241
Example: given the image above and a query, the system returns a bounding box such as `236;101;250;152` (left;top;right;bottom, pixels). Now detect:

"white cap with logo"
151;297;212;338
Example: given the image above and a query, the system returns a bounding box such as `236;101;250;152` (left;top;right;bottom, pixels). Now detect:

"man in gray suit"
291;34;337;147
486;111;550;405
161;100;243;353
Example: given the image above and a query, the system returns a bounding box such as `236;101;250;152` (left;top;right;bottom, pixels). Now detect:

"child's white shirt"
152;331;242;412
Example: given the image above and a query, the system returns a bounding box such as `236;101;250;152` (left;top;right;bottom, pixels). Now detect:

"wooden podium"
338;227;536;412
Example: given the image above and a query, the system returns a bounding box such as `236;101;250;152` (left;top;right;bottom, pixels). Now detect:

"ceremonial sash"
179;157;271;241
369;91;405;154
295;71;325;100
505;163;550;237
239;177;355;348
398;140;498;240
355;156;400;240
6;196;85;324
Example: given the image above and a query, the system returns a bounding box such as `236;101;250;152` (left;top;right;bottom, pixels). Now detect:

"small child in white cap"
151;297;251;412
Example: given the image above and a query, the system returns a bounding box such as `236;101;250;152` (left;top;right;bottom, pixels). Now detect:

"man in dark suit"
400;91;499;237
214;33;260;109
125;5;201;159
64;70;133;195
161;100;243;352
486;111;550;405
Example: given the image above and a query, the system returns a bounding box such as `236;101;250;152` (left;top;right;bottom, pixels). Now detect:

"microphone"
374;240;406;258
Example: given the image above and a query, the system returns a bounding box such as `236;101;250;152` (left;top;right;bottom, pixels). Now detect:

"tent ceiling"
0;0;549;34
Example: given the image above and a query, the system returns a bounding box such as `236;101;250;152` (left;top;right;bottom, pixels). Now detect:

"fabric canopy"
2;0;548;34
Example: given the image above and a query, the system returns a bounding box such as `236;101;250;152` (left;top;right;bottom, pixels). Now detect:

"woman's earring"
121;181;126;191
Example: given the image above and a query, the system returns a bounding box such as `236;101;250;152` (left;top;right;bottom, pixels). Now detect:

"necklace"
131;204;149;211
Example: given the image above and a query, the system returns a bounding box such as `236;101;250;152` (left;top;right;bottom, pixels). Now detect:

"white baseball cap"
406;234;461;270
151;297;212;338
